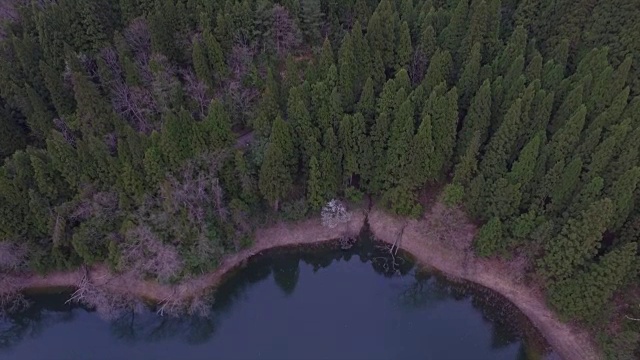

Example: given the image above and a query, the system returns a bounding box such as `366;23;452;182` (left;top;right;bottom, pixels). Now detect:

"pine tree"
160;111;194;169
565;176;605;219
192;39;213;87
439;0;468;54
366;0;397;69
549;242;638;323
338;32;357;111
485;176;522;220
318;37;335;76
549;157;583;214
525;52;543;82
351;20;370;92
194;100;234;153
299;0;323;45
539;198;613;282
419;25;437;60
270;116;296;171
484;0;501;59
429;86;459;176
584;120;630;181
423;50;453;95
458;0;484;56
508;134;541;188
607;167;640;231
307;156;324;211
357;77;376;124
319;126;341;198
39;60;75;116
480;99;523;181
494;25;527;76
549;84;584;134
384;99;415;189
474;217;503;257
457;42;482;112
203;29;226;80
546;105;586;168
456;80;492;160
410;113;435;188
453;131;482;187
369;112;392;193
396;21;413;71
259;141;292;211
143;134;166;186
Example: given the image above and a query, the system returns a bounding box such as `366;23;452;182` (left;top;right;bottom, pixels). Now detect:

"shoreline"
1;205;599;360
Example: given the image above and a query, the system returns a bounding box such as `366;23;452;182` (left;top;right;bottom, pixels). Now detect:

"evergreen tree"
410;113;435;187
307;156;324;211
270;116;296;171
494;25;527;76
39;61;75;116
546;105;586;168
480;99;523;181
423;50;453;95
384;99;415;189
456;80;492;160
203;29;226;79
457;42;482;112
549;84;583;134
338;32;357;111
439;0;468;54
460;0;487;61
453;128;481;187
539;198;613;282
549;242;638;323
508;134;541;188
607;166;640;231
318;37;335;76
396;21;413;71
429;86;459;176
259;141;292;211
319;127;341;198
366;0;397;69
192;39;213;87
549;157;583;214
474;217;503;257
357;77;376;123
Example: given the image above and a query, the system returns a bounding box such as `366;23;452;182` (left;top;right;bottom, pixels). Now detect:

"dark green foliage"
0;0;637;343
259;141;292;211
539;198;613;282
428;86;459;176
474;217;503;257
549;242;638;323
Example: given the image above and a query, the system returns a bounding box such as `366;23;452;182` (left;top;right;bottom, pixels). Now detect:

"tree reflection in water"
0;235;550;358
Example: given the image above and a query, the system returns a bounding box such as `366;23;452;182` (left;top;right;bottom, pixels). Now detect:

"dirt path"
4;211;366;302
2;204;600;359
367;205;600;360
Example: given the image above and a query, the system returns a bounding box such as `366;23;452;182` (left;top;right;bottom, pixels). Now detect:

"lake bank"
1;203;599;359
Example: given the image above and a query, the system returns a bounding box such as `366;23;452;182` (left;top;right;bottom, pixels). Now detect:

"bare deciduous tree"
271;5;302;58
0;241;28;271
67;269;144;321
181;69;210;119
120;226;183;283
321;200;352;229
111;82;157;133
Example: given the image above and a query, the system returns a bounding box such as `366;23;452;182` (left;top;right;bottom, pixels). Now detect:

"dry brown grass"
367;204;601;360
0;203;601;359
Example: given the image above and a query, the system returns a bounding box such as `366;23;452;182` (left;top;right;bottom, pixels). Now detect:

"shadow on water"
0;229;552;359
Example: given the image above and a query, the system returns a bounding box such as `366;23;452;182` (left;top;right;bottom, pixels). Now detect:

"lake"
0;239;550;360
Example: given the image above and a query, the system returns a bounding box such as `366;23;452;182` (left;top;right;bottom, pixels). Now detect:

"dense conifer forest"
0;0;639;357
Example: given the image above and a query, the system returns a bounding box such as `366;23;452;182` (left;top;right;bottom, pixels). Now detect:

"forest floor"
1;202;599;359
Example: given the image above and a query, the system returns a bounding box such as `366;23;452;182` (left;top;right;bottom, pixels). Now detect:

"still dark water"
0;241;550;360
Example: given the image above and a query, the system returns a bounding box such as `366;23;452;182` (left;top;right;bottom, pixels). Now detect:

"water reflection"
0;237;551;360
